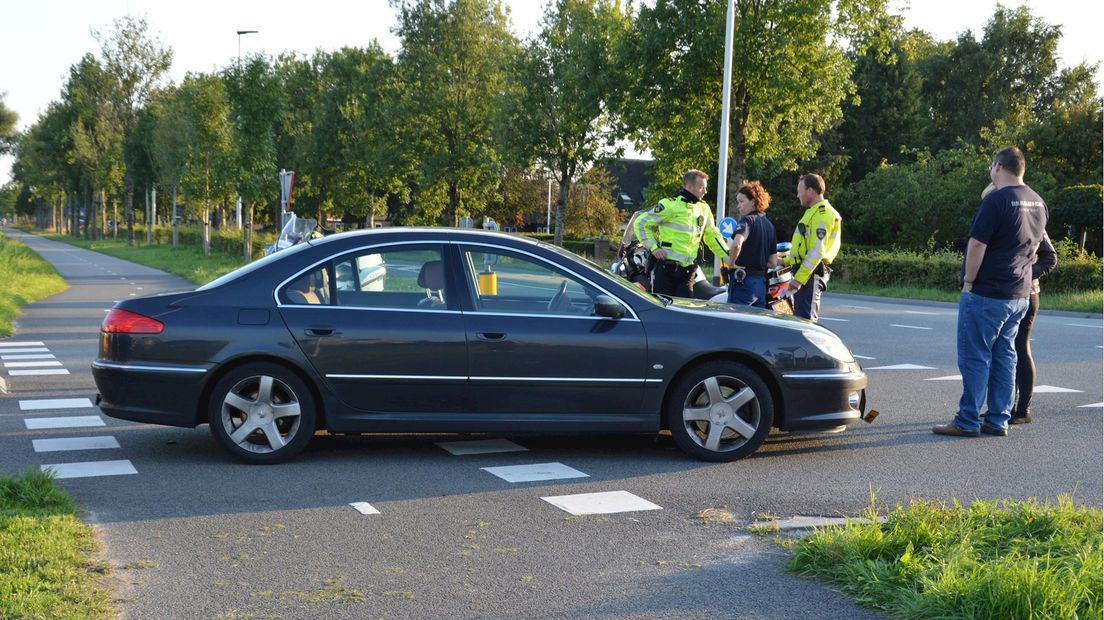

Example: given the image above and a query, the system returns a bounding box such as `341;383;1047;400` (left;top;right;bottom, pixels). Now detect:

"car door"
457;243;647;417
277;243;468;416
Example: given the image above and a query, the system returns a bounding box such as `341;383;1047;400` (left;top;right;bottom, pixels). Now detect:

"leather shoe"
1009;414;1032;425
932;424;979;437
980;422;1008;437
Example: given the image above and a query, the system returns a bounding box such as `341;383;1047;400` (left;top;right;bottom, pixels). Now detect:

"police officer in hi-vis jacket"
785;173;841;322
634;169;730;297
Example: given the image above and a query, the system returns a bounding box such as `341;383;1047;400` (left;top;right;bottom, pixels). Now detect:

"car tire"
666;361;774;462
208;362;317;464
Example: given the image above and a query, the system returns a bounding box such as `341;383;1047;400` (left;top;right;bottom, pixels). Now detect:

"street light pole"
714;0;736;280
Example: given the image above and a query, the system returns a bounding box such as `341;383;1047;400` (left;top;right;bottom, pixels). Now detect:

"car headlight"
802;329;855;363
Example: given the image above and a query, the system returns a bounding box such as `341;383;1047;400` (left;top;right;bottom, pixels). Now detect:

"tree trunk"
725;85;751;212
125;179;135;245
244;202;253;263
442;181;461;227
171;185;179;247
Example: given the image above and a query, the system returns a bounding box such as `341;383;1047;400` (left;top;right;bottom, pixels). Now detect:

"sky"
2;0;1102;185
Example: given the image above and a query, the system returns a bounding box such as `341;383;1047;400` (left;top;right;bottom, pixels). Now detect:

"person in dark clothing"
1010;229;1058;424
726;181;778;307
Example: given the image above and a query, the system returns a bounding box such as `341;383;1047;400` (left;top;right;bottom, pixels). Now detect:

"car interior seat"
286;272;323;305
417;260;446;308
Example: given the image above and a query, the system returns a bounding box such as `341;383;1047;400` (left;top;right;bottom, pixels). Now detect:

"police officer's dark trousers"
652;261;694;297
793;269;829;321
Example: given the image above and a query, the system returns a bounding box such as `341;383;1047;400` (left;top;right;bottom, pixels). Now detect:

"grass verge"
830;281;1102;314
788;495;1103;619
41;234;245;286
0;468;113;619
0;232;69;337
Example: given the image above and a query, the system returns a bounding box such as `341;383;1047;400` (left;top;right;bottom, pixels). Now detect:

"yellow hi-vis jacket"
633;194;729;268
786;199;842;285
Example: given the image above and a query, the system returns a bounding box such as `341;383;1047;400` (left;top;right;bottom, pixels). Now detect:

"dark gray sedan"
93;228;868;464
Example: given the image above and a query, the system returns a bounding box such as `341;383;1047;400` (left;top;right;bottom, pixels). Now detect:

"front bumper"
778;369;868;431
92;360;209;427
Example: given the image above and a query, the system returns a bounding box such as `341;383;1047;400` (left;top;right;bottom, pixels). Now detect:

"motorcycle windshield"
621;210;647;246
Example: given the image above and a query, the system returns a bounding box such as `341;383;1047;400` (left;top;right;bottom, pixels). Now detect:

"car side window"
280;266;332;305
460;246;600;316
331;246;448;310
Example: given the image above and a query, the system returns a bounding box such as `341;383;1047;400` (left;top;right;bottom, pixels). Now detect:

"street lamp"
236;30;258;67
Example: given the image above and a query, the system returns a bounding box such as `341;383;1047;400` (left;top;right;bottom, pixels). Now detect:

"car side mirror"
594;295;625;319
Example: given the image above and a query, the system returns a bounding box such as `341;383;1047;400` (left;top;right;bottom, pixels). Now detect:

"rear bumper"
778;369;868;431
92;360;208;427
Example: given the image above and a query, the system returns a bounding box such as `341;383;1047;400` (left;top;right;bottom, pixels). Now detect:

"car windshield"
536;240;664;307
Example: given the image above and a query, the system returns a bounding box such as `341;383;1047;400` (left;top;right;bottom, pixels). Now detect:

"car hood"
661;297;829;334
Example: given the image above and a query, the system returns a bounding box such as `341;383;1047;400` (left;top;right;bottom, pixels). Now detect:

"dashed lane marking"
19;398;94;410
903;311;943;315
890;324;933;330
0;341;46;347
481;462;589;483
542;490;663;516
1078;402;1104;408
1065;323;1103;329
818;317;848;322
42;460;137;479
4;361;63;368
9;369;69;376
866;364;937;370
33;436;120;452
1032;385;1083;393
25;416;105;430
437;438;528;455
1;354;56;360
926;375;962;381
350;502;381;515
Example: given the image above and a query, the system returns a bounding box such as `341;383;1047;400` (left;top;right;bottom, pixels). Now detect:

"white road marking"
1065;323;1103;329
481;462;589;483
542;490;663;515
4;361;63;368
1;354;56;360
866;364;937;370
33;436;120;452
890;324;933;330
350;502;381;515
818;317;848;322
1032;385;1083;393
925;375;962;381
903;311;942;315
9;369;69;376
19;398;94;411
1078;402;1104;408
25;416;105;430
436;438;528;455
0;341;46;347
42;460;137;479
0;347;50;354
853;355;876;360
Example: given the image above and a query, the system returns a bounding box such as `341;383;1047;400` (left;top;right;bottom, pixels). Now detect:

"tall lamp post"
713;0;736;281
236;30;257;261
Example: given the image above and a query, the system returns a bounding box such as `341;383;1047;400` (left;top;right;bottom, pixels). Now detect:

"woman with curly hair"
726;181;779;307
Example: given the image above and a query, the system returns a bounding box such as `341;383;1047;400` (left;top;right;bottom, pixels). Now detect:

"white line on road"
890;324;933;330
33;436;120;452
1065;323;1103;329
0;341;46;347
437;438;528;455
19;398;94;411
42;460;137;479
1;354;56;360
542;490;663;515
1078;402;1104;408
903;311;943;315
819;317;849;322
866;364;937;370
481;463;589;483
4;361;63;368
1032;385;1083;393
0;348;50;354
9;369;69;376
350;502;381;515
925;375;962;381
25;416;105;429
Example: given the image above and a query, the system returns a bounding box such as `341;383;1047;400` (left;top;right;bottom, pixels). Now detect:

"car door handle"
305;327;336;337
476;331;506;341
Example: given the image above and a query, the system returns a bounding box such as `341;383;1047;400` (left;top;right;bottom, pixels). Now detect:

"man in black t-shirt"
934;147;1048;439
726;182;778;307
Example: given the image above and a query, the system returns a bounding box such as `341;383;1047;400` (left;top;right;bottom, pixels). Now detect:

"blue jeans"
727;276;767;308
954;292;1029;431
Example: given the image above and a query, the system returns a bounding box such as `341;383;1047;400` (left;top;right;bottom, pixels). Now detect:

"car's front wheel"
666;361;774;462
208;363;317;464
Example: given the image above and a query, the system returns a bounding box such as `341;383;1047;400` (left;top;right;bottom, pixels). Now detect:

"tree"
0;93;17;154
503;0;630;246
176;73;234;256
149;85;190;245
621;0;887;207
565;167;622;239
393;0;517;226
65;54;123;239
93;14;172;245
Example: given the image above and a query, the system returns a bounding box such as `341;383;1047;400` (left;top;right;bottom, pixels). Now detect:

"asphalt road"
2;228;1101;620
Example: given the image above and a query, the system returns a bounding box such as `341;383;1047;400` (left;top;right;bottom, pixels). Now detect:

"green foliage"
1050;185;1103;237
788;495;1103;619
224;56;285;210
564;167;623;239
0;232;68;336
0;92;17;154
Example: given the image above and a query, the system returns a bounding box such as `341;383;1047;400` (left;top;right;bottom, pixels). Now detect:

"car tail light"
102;309;164;334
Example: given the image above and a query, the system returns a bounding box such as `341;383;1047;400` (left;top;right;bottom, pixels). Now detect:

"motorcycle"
264;213;338;256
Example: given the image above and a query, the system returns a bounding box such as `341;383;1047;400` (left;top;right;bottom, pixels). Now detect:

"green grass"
788;495;1103;619
830;281;1103;314
0;468;113;620
42;234;245;286
0;233;69;337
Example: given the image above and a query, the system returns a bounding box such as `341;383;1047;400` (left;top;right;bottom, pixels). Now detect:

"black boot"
1010;408;1033;424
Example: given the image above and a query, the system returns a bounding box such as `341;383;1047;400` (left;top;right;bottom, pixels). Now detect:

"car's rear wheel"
208;363;316;464
666;361;773;462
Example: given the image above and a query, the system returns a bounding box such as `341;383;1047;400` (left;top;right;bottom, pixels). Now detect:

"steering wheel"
547;280;570;313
